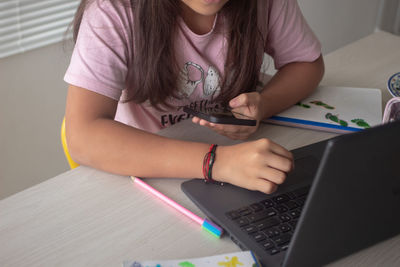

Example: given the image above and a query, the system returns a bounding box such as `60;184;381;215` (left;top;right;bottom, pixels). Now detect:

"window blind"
0;0;79;58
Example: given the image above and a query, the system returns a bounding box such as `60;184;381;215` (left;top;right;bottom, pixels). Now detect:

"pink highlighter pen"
131;176;223;238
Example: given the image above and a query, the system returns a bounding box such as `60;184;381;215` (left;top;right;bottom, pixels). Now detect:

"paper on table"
123;250;260;267
264;86;382;133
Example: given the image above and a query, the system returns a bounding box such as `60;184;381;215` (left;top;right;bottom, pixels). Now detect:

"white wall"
0;42;72;199
377;0;400;35
0;0;389;199
298;0;382;54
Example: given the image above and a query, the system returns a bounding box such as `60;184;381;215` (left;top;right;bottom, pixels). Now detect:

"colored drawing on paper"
310;100;335;109
218;256;244;267
179;261;195;267
123;251;256;267
325;113;348;127
296;101;311;108
351;118;370;128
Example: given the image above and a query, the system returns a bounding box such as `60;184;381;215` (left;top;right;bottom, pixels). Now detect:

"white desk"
1;31;400;266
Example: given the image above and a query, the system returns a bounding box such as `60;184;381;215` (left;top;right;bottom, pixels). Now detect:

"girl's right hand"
212;139;294;194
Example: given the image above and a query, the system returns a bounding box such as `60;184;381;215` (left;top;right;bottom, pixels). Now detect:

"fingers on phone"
197;120;248;138
212;123;242;132
192;116;201;124
192;117;210;127
229;92;251;108
212;124;255;136
212;126;255;140
199;119;213;127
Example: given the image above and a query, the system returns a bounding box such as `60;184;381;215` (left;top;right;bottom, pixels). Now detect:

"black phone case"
183;106;257;126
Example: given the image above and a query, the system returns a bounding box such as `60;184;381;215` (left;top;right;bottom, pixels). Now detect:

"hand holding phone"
186;92;263;140
183;106;257;126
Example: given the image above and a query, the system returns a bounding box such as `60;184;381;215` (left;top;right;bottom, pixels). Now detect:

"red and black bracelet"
202;144;223;185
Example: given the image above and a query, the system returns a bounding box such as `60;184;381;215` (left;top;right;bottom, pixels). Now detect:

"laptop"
181;120;400;267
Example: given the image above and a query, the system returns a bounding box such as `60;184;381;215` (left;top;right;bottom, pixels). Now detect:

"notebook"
181;120;400;267
264;86;382;133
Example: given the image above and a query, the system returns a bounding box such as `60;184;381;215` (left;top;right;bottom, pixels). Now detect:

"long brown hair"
71;0;265;109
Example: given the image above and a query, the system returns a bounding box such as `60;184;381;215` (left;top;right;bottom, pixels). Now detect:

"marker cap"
202;218;223;238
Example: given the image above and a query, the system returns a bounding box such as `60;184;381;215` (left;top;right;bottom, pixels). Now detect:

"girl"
64;0;324;194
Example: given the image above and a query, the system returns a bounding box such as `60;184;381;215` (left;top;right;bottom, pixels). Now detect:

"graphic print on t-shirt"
178;61;221;99
162;62;222;128
203;66;221;98
178;62;204;97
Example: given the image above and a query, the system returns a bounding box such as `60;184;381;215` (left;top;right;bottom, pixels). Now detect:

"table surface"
1;31;400;267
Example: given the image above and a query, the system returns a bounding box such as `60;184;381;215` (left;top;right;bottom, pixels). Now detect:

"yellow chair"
61;117;80;169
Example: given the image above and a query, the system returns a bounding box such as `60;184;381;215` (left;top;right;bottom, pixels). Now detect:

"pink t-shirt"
64;0;321;133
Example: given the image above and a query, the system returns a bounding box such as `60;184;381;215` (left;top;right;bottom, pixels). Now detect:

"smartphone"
183;106;257;126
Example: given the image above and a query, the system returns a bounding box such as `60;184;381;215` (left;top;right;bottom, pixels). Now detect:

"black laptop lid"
284;121;400;267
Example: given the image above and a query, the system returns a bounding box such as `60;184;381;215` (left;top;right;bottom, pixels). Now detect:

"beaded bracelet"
203;144;223;185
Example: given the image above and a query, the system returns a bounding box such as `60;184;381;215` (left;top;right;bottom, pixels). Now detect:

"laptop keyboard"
226;186;310;255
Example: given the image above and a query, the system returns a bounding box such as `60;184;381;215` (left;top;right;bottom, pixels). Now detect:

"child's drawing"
267;87;382;132
351;118;370;128
325;113;348;127
218;256;244;267
178;261;195;267
310;100;335;109
296;102;310;108
123;251;257;267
